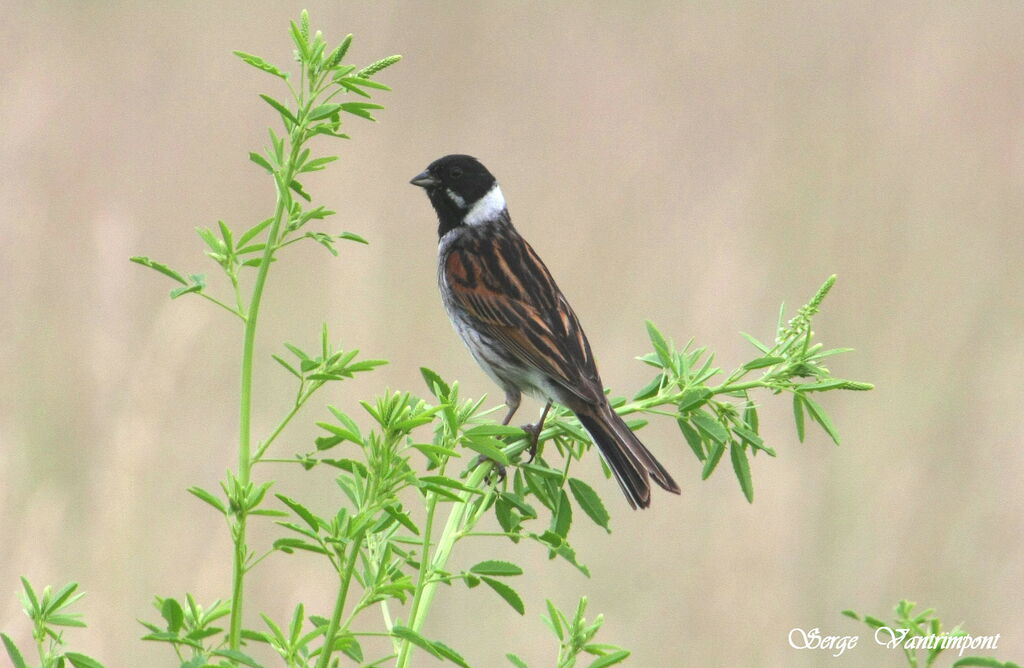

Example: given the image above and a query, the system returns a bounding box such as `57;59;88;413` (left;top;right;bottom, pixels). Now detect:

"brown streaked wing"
444;237;602;404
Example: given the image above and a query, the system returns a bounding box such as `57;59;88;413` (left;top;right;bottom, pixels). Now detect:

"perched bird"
410;154;680;509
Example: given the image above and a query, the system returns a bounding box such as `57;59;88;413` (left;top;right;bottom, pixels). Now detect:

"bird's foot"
474;454;507;483
520;422;542;463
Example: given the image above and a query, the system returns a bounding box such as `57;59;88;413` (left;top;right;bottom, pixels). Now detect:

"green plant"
844;600;1019;668
0;10;872;668
1;579;106;668
505;598;629;668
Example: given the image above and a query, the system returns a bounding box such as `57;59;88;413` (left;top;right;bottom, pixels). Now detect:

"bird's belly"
443;301;557;402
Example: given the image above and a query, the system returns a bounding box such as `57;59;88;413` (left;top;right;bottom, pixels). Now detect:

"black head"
411;154;506;236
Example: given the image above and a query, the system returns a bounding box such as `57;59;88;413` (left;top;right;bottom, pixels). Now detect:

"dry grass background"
1;2;1022;666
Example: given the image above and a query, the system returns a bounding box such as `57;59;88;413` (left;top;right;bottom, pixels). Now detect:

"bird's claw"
475;454;507;483
520;422;541;463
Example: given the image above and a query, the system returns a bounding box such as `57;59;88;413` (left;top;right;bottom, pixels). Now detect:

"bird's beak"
410;170;439;188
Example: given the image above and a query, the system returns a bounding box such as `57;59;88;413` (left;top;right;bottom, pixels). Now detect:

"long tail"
574;402;681;509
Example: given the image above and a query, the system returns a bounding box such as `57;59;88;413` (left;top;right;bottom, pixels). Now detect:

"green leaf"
271;354;301;379
129;257;188;285
210;649;265;667
391;625;441;659
551;490;573;539
289;178;312;202
259;94;297;126
470;560;523;577
690;410;728;445
64;653;107;668
676;418;705;462
420;367;451;398
187;486;226;514
419;475;481;495
249;151;274;174
568;478;610;532
499;492;537;519
506;654;529;668
19;577;39;611
48;582;82;612
345;75;392;91
233;50;287;79
299;155;339;173
677;388;712;411
587;651;631;667
739;331;770;353
480;577;525;615
339;231;369;244
952;660;1018;668
276;494;320;532
160;597;184;633
792;393;806;442
461;437;509;467
701;441;726;480
742;356;786;370
632;372;663;400
645;320;673;369
340;102;384;121
48;613;86;628
544;599;564;641
432;641;470;668
289;19;308;57
237;217;273;248
1;633;27;668
383;504;420;535
309;104;343;121
729;442;754;502
802;395;841;445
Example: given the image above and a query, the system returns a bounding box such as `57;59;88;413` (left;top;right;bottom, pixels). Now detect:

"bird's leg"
479;390;522;483
500;389;521;425
520;400;552;463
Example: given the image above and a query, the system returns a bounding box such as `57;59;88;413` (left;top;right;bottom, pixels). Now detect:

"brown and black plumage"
411;154;680;508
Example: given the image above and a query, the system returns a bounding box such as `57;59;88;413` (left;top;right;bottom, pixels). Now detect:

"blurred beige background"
1;2;1022;666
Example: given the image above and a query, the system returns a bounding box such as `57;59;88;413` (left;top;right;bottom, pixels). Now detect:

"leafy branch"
844;600;1020;668
1;578;106;668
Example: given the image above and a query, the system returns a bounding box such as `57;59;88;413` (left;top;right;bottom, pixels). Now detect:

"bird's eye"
449;167;463;180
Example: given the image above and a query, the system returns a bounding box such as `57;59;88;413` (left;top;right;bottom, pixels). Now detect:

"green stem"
253;381;322;463
316;534;364;668
395;464;489;667
228;162;295;651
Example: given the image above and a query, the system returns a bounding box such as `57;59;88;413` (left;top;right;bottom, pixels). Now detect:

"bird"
410;154;680;509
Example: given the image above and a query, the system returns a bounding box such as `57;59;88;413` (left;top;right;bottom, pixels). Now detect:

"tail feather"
574;403;681;509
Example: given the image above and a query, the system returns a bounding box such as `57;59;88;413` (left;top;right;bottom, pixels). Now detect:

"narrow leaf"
588;650;631;667
470;560;523;577
1;634;27;668
802;395;841;445
677;418;706;462
64;654;107;668
690;410;729;445
232;51;287;79
480;577;525;615
792;393;806;442
742;356;786;370
568;478;610;532
249;151;274;174
259;94;297;125
187;486;226;514
701;441;726;480
391;625;441;658
129;257;188;285
729;442;754;503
